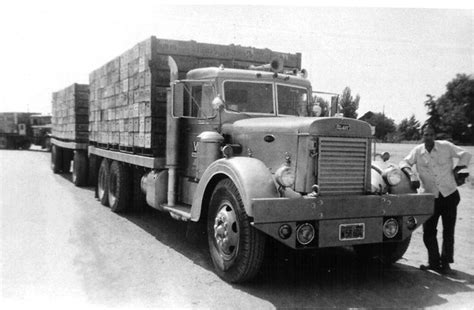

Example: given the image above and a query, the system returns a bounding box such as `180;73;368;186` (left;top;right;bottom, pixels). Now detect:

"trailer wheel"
207;179;266;283
98;159;110;206
353;236;411;265
108;161;131;213
62;149;72;173
51;145;62;174
88;155;100;187
72;151;88;187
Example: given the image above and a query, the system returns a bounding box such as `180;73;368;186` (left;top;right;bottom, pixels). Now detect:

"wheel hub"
213;203;239;260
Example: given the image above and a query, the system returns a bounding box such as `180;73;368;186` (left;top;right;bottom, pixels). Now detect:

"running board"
162;204;191;221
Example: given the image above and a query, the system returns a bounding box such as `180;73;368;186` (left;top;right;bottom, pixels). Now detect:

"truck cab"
163;62;434;283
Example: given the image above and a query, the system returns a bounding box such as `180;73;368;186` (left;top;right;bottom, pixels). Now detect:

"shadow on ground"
121;208;474;309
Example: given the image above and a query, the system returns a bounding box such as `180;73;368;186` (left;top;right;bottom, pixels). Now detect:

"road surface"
1;149;473;309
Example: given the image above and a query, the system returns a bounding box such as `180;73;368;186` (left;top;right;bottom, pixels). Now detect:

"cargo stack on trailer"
50;83;90;185
88;37;300;157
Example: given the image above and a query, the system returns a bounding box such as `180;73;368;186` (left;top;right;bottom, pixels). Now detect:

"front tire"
353;236;411;265
207;179;265;283
108;161;131;213
98;158;110;206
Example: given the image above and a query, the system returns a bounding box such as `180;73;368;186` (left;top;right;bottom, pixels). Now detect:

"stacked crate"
88;36;301;157
51;84;89;142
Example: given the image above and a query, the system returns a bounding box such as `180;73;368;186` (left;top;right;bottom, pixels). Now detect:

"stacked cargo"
51;84;89;142
88;36;301;157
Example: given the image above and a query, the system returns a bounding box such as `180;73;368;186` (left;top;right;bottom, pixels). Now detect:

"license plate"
339;223;365;241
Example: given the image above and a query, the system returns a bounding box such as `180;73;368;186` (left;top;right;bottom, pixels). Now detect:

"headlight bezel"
275;165;296;188
382;166;403;186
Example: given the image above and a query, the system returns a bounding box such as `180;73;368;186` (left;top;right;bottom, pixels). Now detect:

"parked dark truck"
51;37;434;283
0;112;36;149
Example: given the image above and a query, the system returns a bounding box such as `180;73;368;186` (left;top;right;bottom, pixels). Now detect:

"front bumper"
251;193;434;249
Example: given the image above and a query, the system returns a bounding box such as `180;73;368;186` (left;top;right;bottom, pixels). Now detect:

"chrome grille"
317;137;369;195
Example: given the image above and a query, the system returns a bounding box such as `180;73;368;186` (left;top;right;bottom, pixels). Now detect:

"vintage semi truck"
0;112;51;150
50;37;434;283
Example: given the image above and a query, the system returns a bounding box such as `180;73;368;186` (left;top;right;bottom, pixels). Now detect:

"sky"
0;1;472;124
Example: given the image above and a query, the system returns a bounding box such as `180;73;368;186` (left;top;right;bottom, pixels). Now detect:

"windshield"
277;85;308;116
223;81;309;116
223;81;274;114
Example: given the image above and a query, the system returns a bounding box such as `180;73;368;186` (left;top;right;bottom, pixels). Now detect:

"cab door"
176;81;219;204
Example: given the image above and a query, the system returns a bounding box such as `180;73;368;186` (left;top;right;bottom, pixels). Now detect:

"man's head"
421;124;436;145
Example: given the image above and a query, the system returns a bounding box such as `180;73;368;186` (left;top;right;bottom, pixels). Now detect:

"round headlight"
278;224;292;239
275;166;295;188
406;216;417;231
383;218;399;238
296;223;315;245
383;167;402;186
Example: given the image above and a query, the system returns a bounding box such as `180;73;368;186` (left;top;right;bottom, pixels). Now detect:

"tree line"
315;74;473;144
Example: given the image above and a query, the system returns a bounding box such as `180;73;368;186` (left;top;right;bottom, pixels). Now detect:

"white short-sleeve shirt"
400;140;472;198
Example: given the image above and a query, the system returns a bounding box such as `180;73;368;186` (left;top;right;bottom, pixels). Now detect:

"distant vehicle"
30;115;52;150
0;112;51;150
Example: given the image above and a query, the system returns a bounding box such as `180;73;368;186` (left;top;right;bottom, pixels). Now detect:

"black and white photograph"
1;1;473;309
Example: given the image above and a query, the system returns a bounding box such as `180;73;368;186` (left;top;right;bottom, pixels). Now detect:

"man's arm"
400;148;420;190
449;142;472;185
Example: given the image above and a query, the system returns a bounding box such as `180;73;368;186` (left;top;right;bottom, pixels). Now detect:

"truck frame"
50;38;434;283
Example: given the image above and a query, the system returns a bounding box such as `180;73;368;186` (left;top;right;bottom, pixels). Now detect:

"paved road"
1;150;473;309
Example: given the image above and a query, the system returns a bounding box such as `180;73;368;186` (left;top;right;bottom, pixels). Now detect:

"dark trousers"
423;190;460;266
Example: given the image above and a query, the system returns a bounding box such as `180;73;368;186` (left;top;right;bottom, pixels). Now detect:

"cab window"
277;85;308;116
182;83;214;118
223;81;274;114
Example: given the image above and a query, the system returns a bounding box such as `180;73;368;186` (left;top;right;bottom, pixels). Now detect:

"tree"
359;111;396;141
339;87;360;119
398;114;421;141
425;74;474;143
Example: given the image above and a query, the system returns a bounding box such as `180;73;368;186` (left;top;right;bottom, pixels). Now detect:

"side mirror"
211;96;224;111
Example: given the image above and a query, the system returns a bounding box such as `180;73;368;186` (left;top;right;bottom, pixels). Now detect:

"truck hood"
222;116;372;137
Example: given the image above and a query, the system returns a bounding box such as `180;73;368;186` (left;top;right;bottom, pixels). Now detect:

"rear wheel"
62;149;73;173
207;179;266;283
98;159;110;206
108;161;131;213
72;151;88;187
353;236;411;265
51;145;62;174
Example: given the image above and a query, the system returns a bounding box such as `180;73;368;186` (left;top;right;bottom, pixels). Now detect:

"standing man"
400;124;471;274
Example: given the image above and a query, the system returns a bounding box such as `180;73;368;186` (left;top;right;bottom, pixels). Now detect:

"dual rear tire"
97;159;131;213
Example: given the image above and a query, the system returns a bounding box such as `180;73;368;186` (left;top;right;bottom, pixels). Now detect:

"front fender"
190;157;279;221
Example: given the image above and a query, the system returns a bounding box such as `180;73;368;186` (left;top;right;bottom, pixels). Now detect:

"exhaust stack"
166;56;179;207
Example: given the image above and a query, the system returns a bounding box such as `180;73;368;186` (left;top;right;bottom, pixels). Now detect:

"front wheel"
353;236;411;265
207;179;265;283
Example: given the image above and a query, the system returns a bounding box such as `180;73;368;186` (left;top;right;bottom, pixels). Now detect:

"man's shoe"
420;264;441;272
440;264;455;275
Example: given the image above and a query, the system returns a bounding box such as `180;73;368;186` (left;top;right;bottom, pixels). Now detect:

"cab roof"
186;67;312;88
